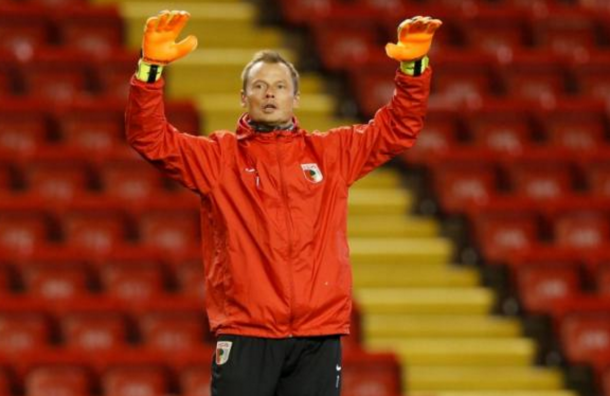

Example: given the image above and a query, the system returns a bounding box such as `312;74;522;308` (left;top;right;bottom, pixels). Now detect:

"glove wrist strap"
400;56;429;76
136;59;164;83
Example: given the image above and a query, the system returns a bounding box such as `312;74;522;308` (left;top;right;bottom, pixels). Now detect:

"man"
126;10;440;396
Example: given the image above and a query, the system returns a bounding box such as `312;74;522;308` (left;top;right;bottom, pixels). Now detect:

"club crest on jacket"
301;163;323;183
216;341;233;365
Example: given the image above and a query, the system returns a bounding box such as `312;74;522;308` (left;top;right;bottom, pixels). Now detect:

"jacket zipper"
276;135;295;337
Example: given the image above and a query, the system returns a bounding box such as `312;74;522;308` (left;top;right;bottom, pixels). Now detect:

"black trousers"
211;335;342;396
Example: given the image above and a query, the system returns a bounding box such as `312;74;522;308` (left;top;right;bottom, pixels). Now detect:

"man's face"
241;62;299;126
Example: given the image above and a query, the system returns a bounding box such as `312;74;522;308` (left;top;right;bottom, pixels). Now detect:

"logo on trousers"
215;341;233;365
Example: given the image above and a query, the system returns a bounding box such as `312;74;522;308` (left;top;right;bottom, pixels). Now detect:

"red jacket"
125;68;431;338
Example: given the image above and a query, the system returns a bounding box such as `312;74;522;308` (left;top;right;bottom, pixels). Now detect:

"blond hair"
241;50;300;95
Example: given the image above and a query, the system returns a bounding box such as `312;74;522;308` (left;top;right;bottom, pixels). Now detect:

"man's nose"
265;88;275;97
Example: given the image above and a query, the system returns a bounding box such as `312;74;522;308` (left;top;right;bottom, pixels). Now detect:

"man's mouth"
263;104;277;111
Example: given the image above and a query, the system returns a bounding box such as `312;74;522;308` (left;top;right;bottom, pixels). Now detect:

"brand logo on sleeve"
215;341;233;365
301;163;323;183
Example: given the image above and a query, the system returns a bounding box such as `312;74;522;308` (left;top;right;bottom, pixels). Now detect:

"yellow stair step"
407;366;565;391
348;215;439;238
353;265;479;288
356;287;495;315
118;3;282;49
349;238;453;266
352;168;402;188
348;189;413;214
410;392;578;396
363;315;522;338
368;338;536;366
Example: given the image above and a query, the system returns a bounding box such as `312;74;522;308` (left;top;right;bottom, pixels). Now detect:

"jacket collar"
236;113;304;141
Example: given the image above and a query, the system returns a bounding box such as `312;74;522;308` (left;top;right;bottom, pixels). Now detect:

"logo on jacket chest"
301;163;323;183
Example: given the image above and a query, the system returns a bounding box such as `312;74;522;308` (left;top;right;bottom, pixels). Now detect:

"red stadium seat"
28;0;87;7
0;314;50;353
0;100;49;156
0;166;12;190
467;106;533;156
138;211;200;253
533;11;599;56
61;313;128;352
312;22;380;71
95;50;140;101
22;265;90;300
432;53;496;102
554;212;609;249
462;9;530;56
500;52;568;103
100;265;165;302
403;112;459;164
55;101;127;154
102;366;169;396
432;164;497;213
0;5;50;61
473;211;541;262
574;53;610;102
350;66;395;118
55;7;124;58
62;211;128;255
586;163;610;198
342;351;401;396
277;0;336;25
604;365;610;396
516;265;582;314
22;50;94;103
139;312;209;351
507;163;573;201
0;369;9;395
174;260;205;302
0;265;11;294
0;213;49;256
23;161;91;202
180;366;211;396
561;314;610;364
596;265;610;296
100;161;166;202
543;107;606;152
25;366;92;396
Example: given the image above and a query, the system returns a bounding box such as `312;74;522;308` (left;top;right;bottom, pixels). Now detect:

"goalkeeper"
125;10;440;396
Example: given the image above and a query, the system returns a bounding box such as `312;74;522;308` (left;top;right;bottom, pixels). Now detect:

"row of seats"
0;310;211;352
1;160;194;200
429;161;610;214
470;209;610;260
0;4;123;60
0;209;201;257
0;98;200;157
0;259;204;302
406;100;609;163
350;52;610;116
0;49;141;102
0;346;400;396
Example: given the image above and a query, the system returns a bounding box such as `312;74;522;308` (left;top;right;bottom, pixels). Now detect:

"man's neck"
249;120;294;133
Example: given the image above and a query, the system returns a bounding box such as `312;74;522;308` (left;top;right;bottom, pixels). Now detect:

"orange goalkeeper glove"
136;10;198;83
385;16;442;76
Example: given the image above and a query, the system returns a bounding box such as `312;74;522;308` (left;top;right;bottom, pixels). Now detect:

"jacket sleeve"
331;67;431;186
125;76;226;195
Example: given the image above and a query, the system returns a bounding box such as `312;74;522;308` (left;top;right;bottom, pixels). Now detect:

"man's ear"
240;90;247;108
293;92;300;108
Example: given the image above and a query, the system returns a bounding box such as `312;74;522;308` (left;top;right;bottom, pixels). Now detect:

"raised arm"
333;16;441;185
125;10;226;194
